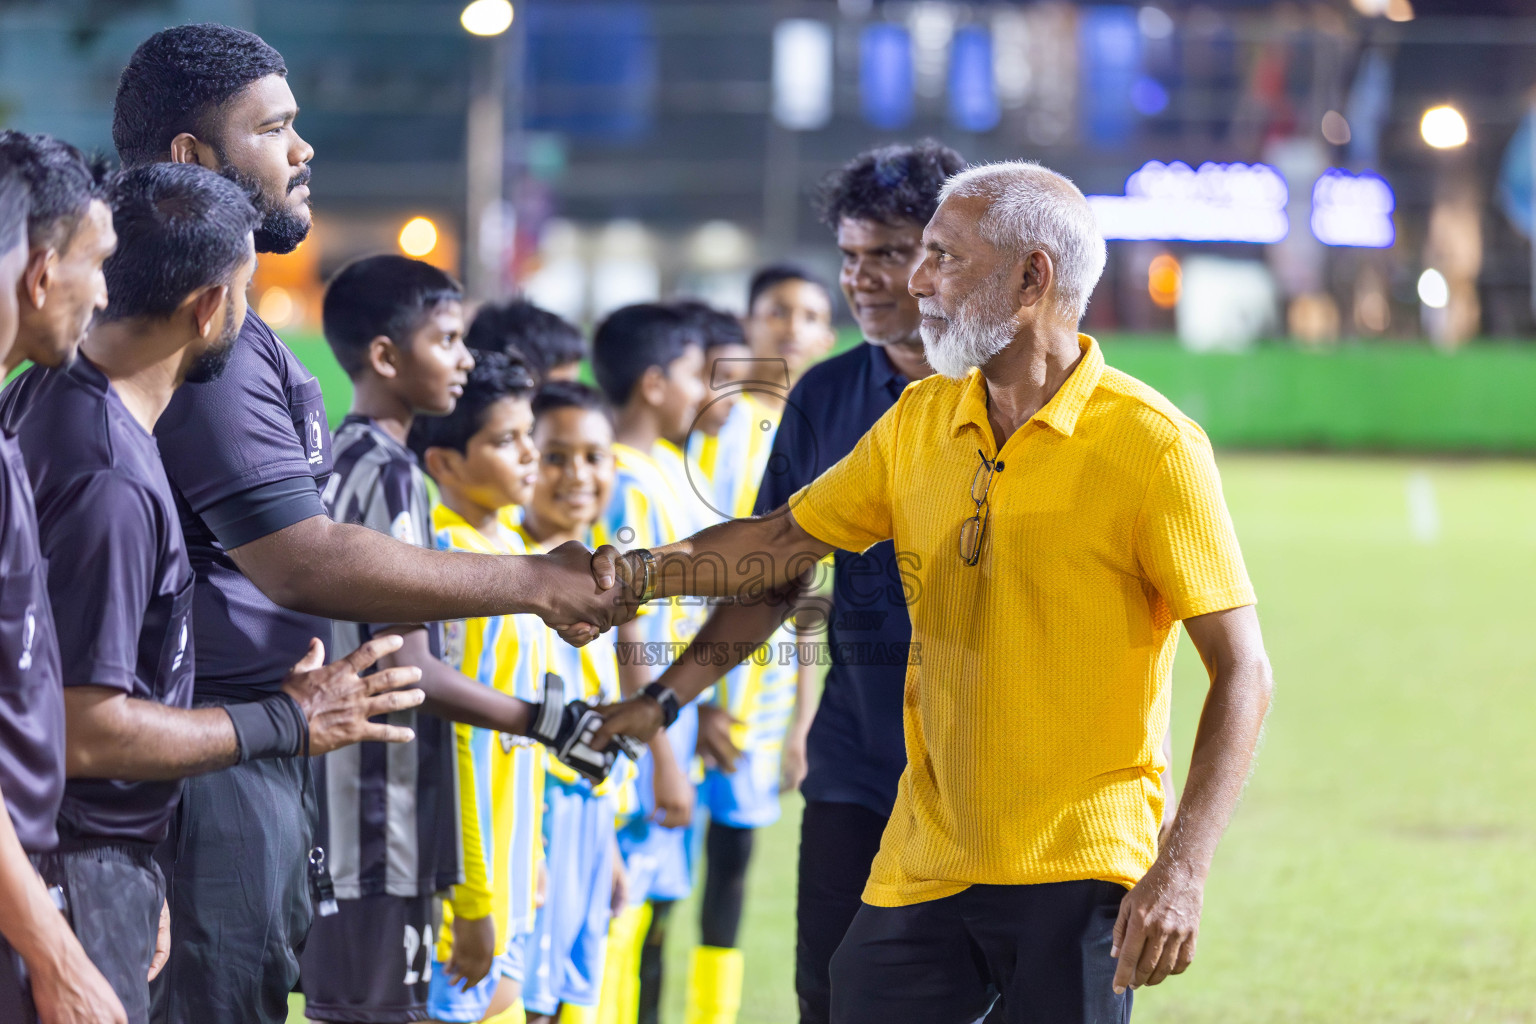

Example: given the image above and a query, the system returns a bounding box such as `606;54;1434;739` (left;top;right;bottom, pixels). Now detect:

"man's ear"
169;134;221;171
191;284;231;339
21;247;55;312
1017;250;1055;310
366;336;400;379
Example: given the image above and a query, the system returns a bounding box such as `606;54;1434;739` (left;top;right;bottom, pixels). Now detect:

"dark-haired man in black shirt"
113;24;628;1023
0;149;123;1024
3;162;430;1024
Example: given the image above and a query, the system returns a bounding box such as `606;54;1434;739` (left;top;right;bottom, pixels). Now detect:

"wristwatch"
640;681;680;728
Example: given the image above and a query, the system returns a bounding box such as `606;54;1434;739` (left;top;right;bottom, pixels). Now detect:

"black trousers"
151;754;315;1024
36;843;165;1024
0;846;163;1024
795;800;889;1024
829;880;1132;1024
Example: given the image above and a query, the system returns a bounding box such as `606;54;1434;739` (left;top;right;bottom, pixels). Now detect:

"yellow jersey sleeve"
447;720;493;920
787;395;902;554
1133;430;1256;621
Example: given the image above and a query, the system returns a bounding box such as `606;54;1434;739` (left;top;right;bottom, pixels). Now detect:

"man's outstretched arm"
64;635;425;779
591;573;810;749
1110;603;1273;994
230;515;620;641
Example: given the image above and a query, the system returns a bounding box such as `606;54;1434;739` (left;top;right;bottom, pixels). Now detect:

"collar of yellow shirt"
948;332;1104;449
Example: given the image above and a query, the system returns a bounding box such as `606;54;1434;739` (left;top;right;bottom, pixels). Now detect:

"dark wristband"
640;681;680;729
225;693;309;762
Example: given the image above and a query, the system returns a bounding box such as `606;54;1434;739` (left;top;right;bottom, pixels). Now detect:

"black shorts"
0;920;40;1024
830;880;1132;1024
35;842;164;1024
300;893;441;1023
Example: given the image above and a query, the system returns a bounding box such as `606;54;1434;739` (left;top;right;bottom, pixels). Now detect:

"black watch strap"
640;681;680;728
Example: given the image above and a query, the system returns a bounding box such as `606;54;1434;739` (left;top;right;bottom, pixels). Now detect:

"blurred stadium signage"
1086;160;1290;243
1310;169;1395;248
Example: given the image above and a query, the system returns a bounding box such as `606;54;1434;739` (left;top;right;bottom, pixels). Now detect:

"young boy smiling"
514;381;630;1024
407;351;548;1024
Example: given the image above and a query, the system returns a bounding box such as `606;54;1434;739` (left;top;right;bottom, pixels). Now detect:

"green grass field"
292;453;1536;1022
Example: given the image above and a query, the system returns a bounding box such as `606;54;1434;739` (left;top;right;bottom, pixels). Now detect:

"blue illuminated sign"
1310;169;1395;248
1086;160;1290;243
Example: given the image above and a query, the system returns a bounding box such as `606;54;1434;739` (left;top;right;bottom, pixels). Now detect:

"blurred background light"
990;9;1031;110
257;286;296;329
1137;6;1174;40
1147;252;1181;309
1088;160;1289;243
1421;105;1468;149
1311;169;1395;247
1321;110;1351;146
1079;6;1141;147
860;22;914;129
1385;0;1414;22
398;216;439;257
1130;77;1169;116
1418;268;1450;308
947;25;999;133
772;19;833;131
460;0;513;37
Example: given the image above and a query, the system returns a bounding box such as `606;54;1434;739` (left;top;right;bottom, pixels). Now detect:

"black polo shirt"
154;312;334;699
3;356;198;843
754;342;915;818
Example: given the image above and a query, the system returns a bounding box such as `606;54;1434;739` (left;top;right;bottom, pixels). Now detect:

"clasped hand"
536;541;643;647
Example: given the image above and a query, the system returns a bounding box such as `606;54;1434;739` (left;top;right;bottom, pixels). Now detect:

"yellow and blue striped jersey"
605;442;711;656
431;503;547;949
509;522;634;797
687;398;799;754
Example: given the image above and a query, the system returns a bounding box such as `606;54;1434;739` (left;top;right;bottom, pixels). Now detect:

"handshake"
529;540;649;648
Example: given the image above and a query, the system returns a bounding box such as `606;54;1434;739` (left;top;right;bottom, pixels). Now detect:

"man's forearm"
231;517;560;624
1161;652;1272;873
64;691;239;780
642;508;832;602
648;581;803;707
0;794;71;970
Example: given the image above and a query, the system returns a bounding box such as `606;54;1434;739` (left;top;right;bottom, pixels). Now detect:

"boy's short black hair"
815;139;966;231
531;379;615;428
465;298;586;383
113;24;288;167
671;299;746;352
408;349;536;461
0;132;106;250
322;254;463;377
590;303;700;408
100;163;259;322
746;263;831;313
0;167;28;253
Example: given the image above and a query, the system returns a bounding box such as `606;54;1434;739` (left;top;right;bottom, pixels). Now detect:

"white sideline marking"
1406;471;1440;544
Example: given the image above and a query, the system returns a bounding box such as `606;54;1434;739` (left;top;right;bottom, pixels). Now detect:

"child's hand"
695;704;742;773
650;751;695;829
445;913;496;990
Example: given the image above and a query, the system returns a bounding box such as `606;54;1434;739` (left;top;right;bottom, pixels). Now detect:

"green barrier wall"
283;332;1536;454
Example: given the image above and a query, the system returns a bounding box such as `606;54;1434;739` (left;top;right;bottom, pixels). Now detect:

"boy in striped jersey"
591;304;707;1024
514;382;630;1024
306;260;593;1024
407;351;547;1024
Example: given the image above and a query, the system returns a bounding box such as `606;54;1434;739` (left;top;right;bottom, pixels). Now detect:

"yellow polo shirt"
789;335;1254;907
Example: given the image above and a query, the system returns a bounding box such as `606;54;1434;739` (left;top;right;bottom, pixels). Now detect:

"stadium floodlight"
399;217;439;257
1085;160;1289;243
1420;105;1468;149
772;19;834;131
460;0;513;37
1311;169;1395;248
1417;268;1449;309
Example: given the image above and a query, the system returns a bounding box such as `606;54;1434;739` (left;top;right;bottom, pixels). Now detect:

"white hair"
937;161;1108;322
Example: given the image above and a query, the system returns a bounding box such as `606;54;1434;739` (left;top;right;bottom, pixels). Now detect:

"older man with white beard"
590;161;1274;1024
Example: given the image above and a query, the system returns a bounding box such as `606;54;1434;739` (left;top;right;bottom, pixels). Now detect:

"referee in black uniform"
110;26;628;1024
